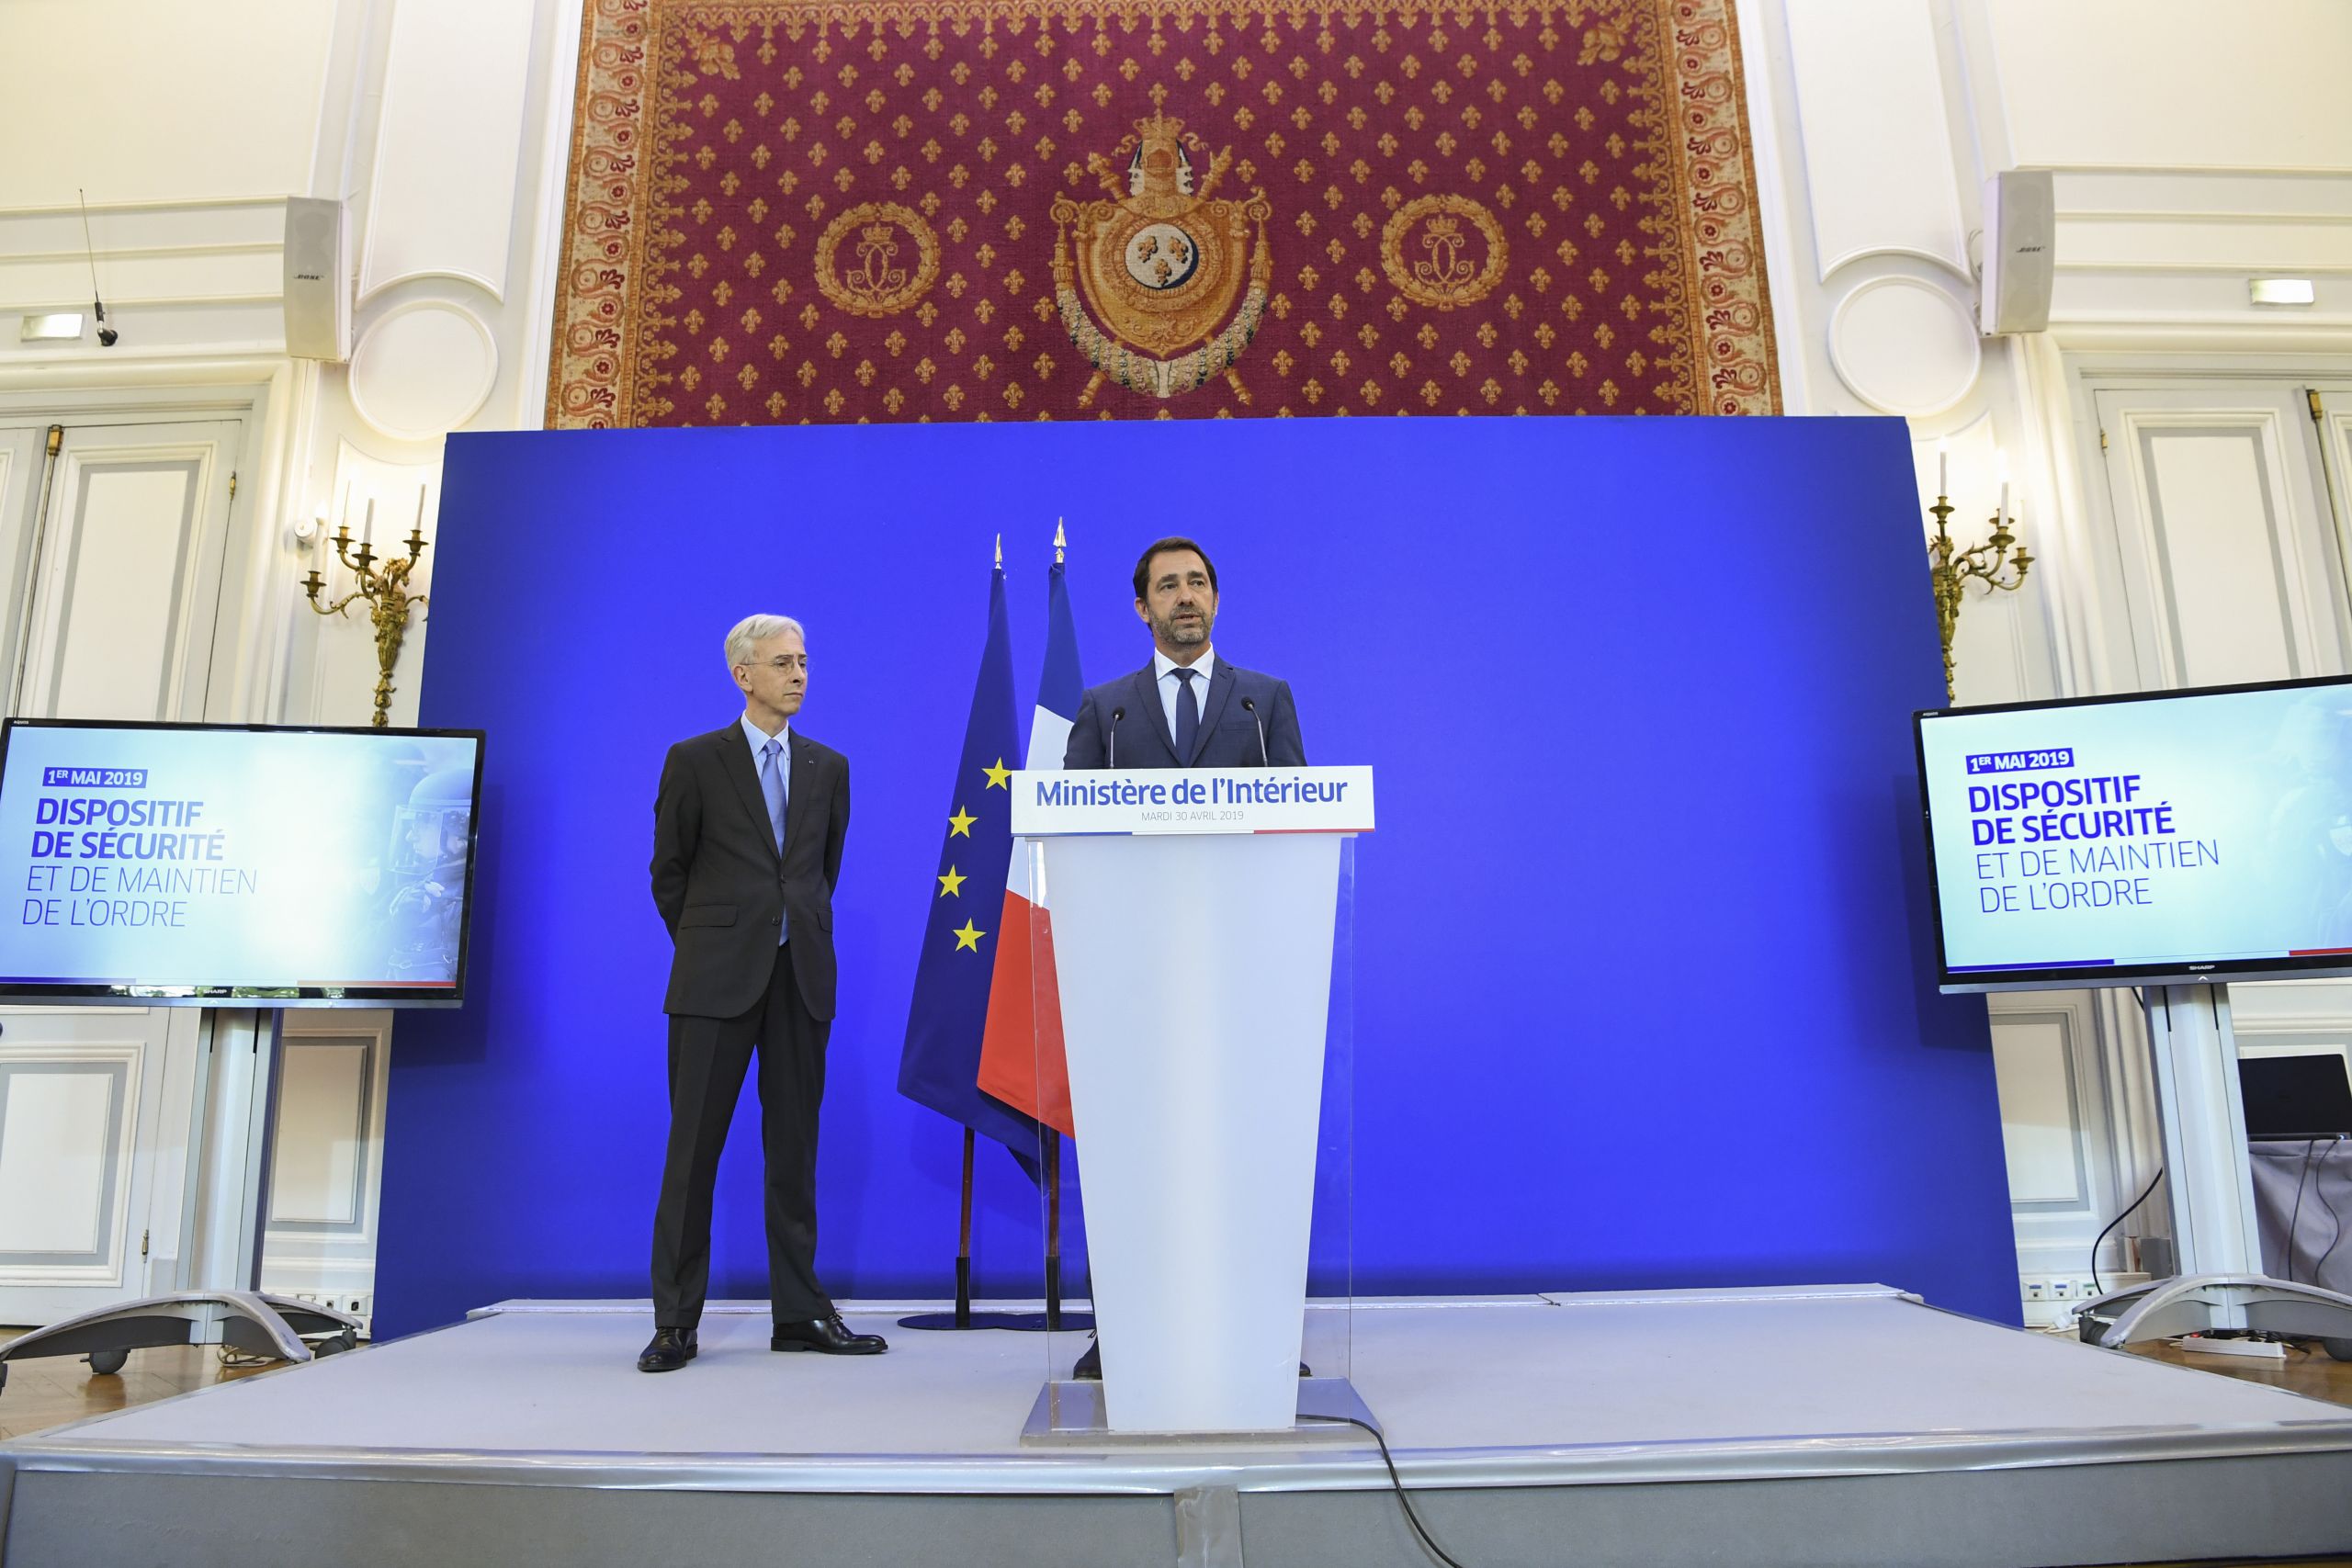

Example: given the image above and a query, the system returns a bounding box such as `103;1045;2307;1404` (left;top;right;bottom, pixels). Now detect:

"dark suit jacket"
650;722;849;1021
1062;659;1306;769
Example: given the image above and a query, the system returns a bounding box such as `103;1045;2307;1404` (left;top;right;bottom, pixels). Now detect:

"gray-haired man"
639;614;885;1371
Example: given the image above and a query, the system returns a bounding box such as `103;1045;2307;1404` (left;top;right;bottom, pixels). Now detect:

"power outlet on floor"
2019;1272;2153;1330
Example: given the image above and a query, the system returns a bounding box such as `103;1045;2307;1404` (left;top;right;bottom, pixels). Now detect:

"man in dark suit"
1063;536;1306;770
638;614;886;1372
1060;538;1311;1383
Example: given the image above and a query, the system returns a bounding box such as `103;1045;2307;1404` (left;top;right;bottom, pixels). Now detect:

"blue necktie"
1172;667;1200;761
759;738;789;942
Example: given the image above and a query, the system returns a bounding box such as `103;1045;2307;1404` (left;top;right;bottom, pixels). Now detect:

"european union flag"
895;560;1041;1179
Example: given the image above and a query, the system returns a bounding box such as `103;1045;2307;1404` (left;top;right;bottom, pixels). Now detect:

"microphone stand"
1241;697;1269;765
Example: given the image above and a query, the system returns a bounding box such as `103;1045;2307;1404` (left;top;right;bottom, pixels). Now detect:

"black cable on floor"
1300;1413;1471;1568
2092;1165;2166;1299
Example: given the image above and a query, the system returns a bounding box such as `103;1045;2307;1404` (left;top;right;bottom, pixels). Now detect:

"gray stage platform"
5;1284;2351;1566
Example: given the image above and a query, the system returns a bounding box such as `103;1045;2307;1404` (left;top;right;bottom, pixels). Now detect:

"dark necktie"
1172;667;1200;761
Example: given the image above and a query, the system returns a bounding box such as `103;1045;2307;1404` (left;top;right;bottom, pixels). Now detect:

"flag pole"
1045;517;1068;1333
955;1128;975;1327
1044;1131;1064;1330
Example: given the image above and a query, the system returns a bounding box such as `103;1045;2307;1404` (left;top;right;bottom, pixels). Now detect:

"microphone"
1109;706;1125;769
1239;696;1269;766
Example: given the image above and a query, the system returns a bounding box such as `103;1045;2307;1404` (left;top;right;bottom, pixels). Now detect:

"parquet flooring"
0;1331;270;1443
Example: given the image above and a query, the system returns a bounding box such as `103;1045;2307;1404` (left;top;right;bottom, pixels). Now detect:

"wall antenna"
78;190;119;346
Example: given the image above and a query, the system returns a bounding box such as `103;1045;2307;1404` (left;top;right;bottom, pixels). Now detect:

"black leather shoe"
637;1326;697;1372
772;1314;888;1355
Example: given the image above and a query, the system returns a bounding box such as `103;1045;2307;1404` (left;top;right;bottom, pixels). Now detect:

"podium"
1010;766;1373;1437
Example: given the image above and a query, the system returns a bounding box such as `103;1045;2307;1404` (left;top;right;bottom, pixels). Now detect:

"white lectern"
1011;766;1373;1438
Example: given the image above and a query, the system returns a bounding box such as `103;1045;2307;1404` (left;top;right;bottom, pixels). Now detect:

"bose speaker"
283;197;350;362
1979;171;2053;335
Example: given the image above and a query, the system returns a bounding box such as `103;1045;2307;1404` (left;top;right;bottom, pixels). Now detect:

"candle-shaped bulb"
362;498;375;547
1997;481;2009;531
1937;442;1949;498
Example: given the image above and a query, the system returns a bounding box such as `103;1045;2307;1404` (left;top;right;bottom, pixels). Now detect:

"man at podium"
1057;539;1314;1384
1064;536;1306;770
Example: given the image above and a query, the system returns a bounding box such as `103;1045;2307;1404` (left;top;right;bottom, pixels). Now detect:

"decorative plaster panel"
357;0;538;302
348;302;500;443
0;1043;141;1283
1826;276;1981;415
1782;0;1968;281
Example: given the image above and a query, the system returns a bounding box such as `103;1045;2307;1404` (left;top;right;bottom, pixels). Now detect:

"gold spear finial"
1054;517;1066;565
994;532;1002;570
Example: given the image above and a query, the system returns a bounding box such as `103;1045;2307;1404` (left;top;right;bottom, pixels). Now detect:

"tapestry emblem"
1049;112;1272;404
1382;196;1510;313
815;203;941;319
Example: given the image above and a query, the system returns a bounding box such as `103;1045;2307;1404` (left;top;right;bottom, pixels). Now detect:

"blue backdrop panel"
376;416;2016;1337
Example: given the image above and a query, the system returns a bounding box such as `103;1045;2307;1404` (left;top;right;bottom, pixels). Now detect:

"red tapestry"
547;0;1779;425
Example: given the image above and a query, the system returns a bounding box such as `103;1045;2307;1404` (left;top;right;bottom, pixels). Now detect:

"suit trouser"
650;942;831;1327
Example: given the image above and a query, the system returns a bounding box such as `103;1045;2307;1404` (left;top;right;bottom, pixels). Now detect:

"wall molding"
346;299;500;444
1826;274;1983;415
0;1042;144;1287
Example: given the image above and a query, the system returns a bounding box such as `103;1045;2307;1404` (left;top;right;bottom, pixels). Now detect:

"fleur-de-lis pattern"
546;0;1777;426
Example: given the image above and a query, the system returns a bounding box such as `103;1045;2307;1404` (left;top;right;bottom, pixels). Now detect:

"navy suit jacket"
1062;659;1306;769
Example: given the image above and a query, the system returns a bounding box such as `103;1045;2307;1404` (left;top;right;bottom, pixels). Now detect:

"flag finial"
1054;517;1066;565
994;533;1002;570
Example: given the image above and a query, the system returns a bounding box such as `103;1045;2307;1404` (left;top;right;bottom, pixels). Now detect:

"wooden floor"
0;1325;2348;1565
0;1333;272;1442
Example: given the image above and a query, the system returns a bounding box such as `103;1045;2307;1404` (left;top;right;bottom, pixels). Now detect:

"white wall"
0;0;338;209
1985;0;2352;175
1748;0;2352;1319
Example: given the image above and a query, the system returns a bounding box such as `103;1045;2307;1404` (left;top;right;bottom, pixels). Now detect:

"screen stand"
2077;984;2352;1349
0;1009;364;1392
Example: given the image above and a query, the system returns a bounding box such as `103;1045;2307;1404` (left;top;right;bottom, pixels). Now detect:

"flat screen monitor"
1917;675;2352;993
2238;1053;2352;1142
0;719;484;1007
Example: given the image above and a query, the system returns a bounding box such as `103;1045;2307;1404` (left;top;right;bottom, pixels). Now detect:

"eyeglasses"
745;658;808;672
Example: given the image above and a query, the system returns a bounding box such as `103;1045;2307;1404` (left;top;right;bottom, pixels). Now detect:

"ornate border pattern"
545;0;1779;425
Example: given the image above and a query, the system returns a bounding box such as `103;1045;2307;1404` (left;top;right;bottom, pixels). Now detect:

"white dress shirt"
1152;646;1216;750
741;714;793;807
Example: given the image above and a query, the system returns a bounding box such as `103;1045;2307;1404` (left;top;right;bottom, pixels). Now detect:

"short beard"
1158;611;1211;647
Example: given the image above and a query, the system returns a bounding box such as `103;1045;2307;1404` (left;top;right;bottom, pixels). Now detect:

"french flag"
974;540;1080;1136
